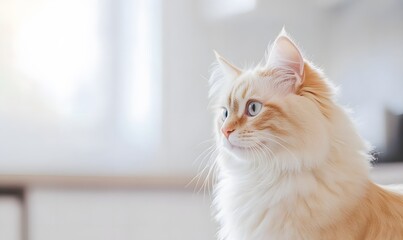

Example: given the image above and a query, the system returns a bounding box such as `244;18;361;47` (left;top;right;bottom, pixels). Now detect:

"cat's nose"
222;127;235;139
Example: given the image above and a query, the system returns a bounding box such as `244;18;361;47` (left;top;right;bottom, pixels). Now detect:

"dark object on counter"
378;109;403;163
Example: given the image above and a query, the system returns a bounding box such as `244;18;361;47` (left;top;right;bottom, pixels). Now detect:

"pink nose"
221;127;235;139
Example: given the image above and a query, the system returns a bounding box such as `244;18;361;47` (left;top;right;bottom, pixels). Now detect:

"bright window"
0;0;161;175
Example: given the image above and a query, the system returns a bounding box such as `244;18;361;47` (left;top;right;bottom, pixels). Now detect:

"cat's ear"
266;30;305;90
208;51;241;100
214;51;241;79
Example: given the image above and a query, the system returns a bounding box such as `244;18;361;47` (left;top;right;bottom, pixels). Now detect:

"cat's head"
209;30;335;170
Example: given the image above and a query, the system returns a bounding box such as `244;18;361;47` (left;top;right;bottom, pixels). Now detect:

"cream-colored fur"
209;31;403;240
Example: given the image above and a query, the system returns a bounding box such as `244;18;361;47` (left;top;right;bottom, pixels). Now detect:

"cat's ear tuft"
214;51;241;79
266;31;305;89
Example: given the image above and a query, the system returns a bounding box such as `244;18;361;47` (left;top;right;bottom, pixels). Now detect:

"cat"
208;29;403;240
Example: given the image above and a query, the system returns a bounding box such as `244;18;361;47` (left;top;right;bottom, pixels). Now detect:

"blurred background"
0;0;403;239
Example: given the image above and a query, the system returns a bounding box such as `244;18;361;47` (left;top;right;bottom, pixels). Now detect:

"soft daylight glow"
14;0;101;119
118;0;161;146
132;0;152;124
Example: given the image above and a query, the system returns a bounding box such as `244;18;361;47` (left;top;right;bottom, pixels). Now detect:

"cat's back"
321;182;403;240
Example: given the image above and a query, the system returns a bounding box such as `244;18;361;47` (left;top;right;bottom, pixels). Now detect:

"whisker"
187;145;218;191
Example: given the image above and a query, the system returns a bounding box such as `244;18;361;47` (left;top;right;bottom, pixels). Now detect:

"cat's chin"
222;139;249;159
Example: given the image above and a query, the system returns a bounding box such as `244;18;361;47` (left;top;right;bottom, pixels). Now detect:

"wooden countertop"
0;174;196;190
0;162;401;189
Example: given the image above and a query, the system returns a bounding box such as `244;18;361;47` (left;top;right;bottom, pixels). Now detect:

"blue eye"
222;108;228;120
247;101;262;116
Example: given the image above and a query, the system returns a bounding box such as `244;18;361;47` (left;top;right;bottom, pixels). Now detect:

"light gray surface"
27;188;217;240
371;162;403;184
0;197;21;240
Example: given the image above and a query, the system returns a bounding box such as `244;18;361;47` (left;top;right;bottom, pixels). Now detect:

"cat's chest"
215;178;323;240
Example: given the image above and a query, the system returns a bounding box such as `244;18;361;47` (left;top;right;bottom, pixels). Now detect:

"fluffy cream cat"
208;30;403;240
